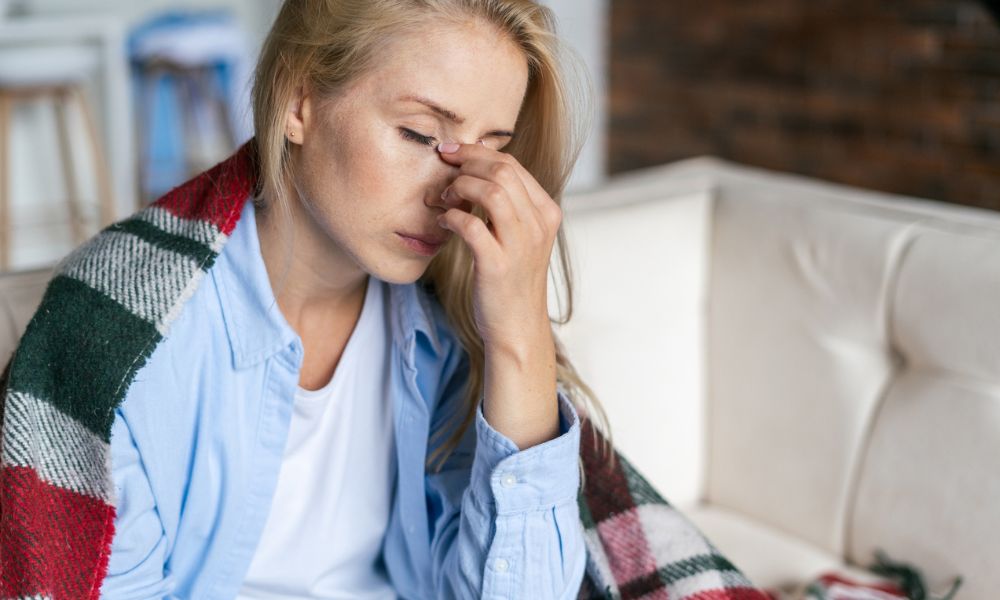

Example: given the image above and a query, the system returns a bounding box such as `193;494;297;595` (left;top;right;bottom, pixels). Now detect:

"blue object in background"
129;9;252;203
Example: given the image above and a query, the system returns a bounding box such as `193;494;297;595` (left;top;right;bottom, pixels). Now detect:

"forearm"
482;320;560;451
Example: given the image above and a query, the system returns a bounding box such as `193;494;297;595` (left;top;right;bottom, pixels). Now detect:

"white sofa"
2;156;996;598
548;156;999;599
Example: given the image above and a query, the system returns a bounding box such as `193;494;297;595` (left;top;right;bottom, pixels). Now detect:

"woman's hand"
434;141;562;352
434;141;563;450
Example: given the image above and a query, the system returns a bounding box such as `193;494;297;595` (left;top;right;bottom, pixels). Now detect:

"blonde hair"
250;0;616;480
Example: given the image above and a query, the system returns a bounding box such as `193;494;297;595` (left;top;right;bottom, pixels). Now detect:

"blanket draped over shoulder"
0;139;769;600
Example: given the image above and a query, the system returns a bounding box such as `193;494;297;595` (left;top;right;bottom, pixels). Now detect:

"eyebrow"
397;93;516;139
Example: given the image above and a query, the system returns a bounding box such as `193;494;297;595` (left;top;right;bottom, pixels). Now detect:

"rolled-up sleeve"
425;374;587;600
469;389;582;513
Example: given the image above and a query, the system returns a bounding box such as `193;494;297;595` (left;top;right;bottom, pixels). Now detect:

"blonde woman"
99;0;610;598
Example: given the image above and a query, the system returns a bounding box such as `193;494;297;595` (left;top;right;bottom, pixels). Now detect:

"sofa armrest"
548;182;714;508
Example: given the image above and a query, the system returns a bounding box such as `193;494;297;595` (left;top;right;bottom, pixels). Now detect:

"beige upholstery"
0;266;54;367
549;157;999;599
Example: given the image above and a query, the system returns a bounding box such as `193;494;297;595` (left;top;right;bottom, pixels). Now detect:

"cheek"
301;124;439;224
356;131;437;199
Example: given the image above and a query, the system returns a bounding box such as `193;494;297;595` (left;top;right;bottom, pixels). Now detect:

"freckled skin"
257;20;528;389
260;20;527;310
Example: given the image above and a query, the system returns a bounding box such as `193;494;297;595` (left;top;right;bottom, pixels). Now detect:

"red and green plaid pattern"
801;573;908;600
0;139;769;600
576;419;767;600
0;142;255;600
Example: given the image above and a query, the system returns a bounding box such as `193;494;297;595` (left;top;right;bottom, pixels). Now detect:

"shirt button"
494;558;509;572
500;473;517;488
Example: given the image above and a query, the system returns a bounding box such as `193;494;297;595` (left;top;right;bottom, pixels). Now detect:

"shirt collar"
214;197;442;370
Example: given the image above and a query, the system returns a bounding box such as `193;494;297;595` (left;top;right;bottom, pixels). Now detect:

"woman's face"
282;20;530;286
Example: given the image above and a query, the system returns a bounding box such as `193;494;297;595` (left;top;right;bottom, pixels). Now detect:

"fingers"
437;205;502;271
445;158;538;225
437;143;551;217
434;142;561;267
442;174;520;241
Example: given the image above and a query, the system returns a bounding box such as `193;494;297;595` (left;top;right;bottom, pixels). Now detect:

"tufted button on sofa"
547;156;999;598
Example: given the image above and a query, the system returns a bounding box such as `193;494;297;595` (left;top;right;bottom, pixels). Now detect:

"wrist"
484;324;554;367
482;327;559;450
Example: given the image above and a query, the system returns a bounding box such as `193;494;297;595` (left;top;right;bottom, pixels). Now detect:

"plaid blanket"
762;549;964;600
0;138;769;600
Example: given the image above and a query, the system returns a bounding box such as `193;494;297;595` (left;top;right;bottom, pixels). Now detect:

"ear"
285;85;309;145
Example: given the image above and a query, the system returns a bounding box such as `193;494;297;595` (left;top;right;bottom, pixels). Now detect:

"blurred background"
0;0;606;272
0;0;275;271
608;1;1000;211
0;0;997;271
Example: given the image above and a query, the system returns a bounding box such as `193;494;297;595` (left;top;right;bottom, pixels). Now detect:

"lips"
398;231;451;246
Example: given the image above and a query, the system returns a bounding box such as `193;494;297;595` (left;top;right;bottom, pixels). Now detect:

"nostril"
427;191;449;211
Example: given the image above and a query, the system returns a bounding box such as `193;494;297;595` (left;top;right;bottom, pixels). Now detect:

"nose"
426;188;447;211
426;160;460;211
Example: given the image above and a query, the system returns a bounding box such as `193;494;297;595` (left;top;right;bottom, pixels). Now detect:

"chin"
367;258;430;286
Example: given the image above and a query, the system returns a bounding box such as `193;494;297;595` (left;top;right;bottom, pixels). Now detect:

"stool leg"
135;64;158;209
0;93;11;271
54;88;85;246
72;85;115;227
178;71;200;178
201;66;236;150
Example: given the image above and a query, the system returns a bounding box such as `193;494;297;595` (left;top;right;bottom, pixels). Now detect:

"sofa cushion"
848;225;1000;600
685;504;887;592
705;182;914;555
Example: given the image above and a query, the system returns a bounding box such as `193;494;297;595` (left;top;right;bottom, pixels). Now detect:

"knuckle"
547;204;563;227
489;162;515;181
469;219;488;241
485;184;506;205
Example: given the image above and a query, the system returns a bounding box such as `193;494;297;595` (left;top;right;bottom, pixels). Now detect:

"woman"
0;2;777;597
99;0;611;597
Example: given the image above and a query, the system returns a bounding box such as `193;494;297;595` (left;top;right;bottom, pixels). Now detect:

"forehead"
367;25;529;127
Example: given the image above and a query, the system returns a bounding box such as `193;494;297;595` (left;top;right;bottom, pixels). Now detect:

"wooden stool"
0;45;115;271
133;57;237;208
130;15;247;207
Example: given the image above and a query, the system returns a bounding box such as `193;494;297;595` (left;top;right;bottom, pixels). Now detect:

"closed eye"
399;127;437;147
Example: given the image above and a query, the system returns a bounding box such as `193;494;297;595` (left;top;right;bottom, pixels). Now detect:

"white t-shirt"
236;276;398;599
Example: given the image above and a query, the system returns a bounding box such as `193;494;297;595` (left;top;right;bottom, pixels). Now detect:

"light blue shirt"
100;197;587;599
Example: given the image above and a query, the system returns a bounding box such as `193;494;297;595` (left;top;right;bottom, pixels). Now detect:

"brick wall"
609;1;1000;211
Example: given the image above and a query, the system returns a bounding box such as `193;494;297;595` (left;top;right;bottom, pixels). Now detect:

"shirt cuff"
469;385;582;515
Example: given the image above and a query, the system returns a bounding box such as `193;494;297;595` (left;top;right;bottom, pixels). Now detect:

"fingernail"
437;142;460;153
441;185;451;201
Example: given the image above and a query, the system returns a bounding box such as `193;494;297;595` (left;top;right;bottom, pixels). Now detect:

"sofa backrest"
554;156;1000;598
